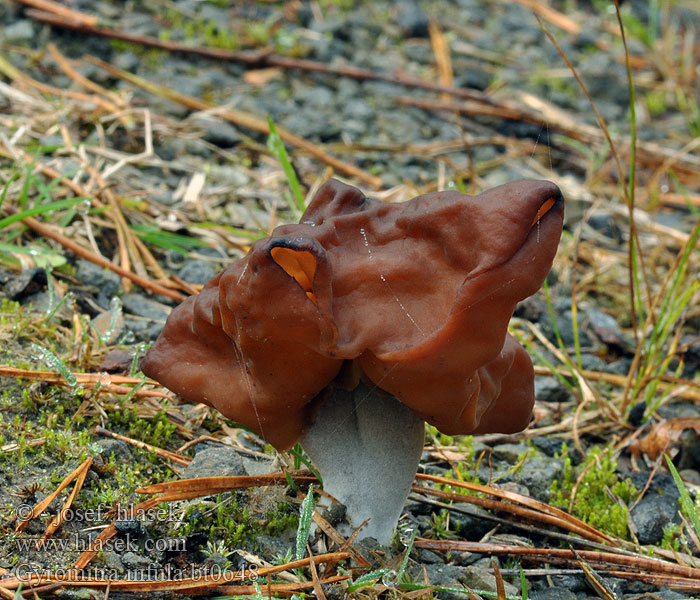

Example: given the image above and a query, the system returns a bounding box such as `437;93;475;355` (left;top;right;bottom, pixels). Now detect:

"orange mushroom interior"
531;196;558;227
270;246;318;303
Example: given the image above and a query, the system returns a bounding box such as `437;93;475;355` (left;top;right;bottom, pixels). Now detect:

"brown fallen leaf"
630;417;700;460
243;67;283;86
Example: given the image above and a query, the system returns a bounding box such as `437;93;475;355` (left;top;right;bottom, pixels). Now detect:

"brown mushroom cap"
141;178;564;449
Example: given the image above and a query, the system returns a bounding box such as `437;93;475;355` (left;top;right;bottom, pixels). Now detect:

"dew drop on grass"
99;296;123;344
381;570;398;587
77;199;92;215
31;342;81;392
399;527;415;547
121;330;136;344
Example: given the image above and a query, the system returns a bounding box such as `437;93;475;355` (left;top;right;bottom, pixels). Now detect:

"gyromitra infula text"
142;178;564;544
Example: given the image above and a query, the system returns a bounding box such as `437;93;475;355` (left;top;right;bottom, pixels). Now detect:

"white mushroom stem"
300;381;425;545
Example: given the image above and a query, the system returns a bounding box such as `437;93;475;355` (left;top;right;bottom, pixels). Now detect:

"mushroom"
141;178;564;544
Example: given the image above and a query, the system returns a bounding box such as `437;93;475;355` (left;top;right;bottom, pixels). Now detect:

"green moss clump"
550;444;638;539
176;492;298;549
108;408;176;449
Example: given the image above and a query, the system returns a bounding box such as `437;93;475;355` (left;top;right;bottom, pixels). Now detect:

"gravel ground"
0;0;699;598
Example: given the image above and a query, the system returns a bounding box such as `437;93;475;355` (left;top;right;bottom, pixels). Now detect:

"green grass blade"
0;197;90;230
543;280;581;385
31;343;79;391
570;294;583;370
295;484;314;561
396;527;416;583
346;568;395;592
196;222;267;241
130;224;211;254
287;444;323;485
0;241;67;268
665;456;700;537
520;565;528;600
267;116;305;215
0;171;21;211
18;153;39;210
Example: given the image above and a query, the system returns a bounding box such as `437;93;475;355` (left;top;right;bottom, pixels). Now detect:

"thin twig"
94;426;191;466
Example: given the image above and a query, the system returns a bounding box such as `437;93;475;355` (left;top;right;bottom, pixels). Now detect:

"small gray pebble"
1;20;35;43
535;376;573;403
182;445;248;479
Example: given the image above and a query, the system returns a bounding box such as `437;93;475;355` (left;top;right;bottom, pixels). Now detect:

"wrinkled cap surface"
142;179;564;449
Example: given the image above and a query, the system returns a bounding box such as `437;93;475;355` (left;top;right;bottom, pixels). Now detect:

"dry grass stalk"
94;426;192;466
414;539;700;587
83;56;382;187
37;458;92;548
0;366;172;399
15;457;92;533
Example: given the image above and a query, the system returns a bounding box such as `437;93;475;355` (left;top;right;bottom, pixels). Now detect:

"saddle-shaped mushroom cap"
142;178;564;450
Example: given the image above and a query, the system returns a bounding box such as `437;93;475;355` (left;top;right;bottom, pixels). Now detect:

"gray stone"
120;551;153;569
678;429;700;471
281;110;340;140
680;333;700;367
95;438;132;462
94;2;121;18
631;493;681;544
530;587;578;600
587;211;623;243
4;268;46;300
460;565;518;596
124;317;163;342
55;589;95;599
423;563;466;592
91;310;126;345
404;41;433;63
679;468;700;485
454;68;491;91
23;292;72;322
207;165;250;187
396;1;430;37
192;117;243;148
169;74;206;99
491;443;531;463
178;260;217;285
535;376;574;403
652;591;688;600
293;83;334;108
530;436;564;457
604;358;632;375
587;308;627;349
113;51;140;72
121;293;171;322
579;353;606;372
344;99;375;121
499;481;530;497
547;575;587;592
98;551;126;574
114;518;142;536
546;308;592;348
1;20;35;43
150;189;178;206
450;504;497;541
414;548;443;564
578;52;629;106
182;445;248;480
253;533;296;559
513;456;563;502
628;470;681;498
76;260;121;298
